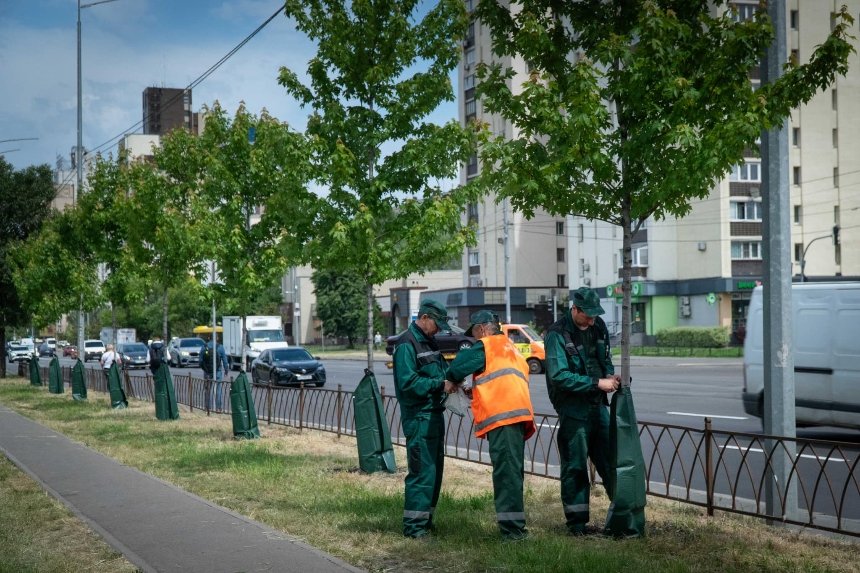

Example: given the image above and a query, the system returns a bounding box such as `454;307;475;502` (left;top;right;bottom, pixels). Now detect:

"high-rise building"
463;0;859;341
142;87;194;136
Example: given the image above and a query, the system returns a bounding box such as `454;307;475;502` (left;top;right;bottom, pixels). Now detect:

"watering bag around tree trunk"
154;364;179;420
230;372;260;439
48;356;63;394
603;384;647;538
71;359;87;400
107;363;128;409
353;369;396;474
29;357;42;386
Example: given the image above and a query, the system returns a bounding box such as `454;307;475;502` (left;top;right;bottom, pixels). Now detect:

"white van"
742;282;860;430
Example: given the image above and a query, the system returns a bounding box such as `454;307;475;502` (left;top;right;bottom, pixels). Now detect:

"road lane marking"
721;445;847;464
667;411;748;420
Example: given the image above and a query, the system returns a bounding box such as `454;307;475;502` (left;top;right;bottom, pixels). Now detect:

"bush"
655;326;730;348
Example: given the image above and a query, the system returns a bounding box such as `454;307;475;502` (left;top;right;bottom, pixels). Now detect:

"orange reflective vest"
472;335;536;440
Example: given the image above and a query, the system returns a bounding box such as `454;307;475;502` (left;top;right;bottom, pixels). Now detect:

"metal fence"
41;365;859;537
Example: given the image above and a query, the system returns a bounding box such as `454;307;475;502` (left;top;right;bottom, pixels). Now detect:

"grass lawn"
0;377;854;573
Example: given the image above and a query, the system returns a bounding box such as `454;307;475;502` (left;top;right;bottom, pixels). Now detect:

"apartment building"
460;0;859;341
142;87;196;136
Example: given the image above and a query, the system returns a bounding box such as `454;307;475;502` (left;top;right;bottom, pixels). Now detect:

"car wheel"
527;358;542;375
458;341;472;350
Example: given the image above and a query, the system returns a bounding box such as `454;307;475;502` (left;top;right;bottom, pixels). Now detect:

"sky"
0;0;457;173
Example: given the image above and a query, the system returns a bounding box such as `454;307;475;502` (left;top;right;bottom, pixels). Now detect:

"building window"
794;243;803;262
466;153;478;177
464;73;475;91
731;241;762;260
833;128;838;147
465;48;476;69
631;244;649;267
578;223;584;242
834;167;840;188
557;248;565;262
468;251;479;267
790;10;799;29
467;202;479;224
730;200;763;221
465;99;477;117
793;205;802;224
731;3;757;22
557;274;566;288
832;89;838;110
729;161;761;182
793;166;801;185
465;0;475;12
556;221;564;235
792;127;800;146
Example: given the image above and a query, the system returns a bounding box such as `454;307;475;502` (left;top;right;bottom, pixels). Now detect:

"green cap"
464;310;501;337
572;287;605;317
418;299;451;332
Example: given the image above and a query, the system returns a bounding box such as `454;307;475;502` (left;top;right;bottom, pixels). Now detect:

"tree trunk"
620;197;633;389
366;282;374;371
162;287;169;342
0;324;7;378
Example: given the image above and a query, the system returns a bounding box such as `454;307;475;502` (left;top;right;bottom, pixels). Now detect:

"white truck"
223;315;288;370
743;282;860;430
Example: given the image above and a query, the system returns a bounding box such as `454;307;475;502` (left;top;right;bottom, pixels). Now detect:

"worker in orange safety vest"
445;310;536;541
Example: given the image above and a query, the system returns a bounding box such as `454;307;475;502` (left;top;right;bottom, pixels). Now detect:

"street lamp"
76;0;123;354
799;229;837;282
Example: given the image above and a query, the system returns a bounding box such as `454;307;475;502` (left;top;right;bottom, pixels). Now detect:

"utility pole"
761;0;797;524
800;231;836;281
503;198;511;323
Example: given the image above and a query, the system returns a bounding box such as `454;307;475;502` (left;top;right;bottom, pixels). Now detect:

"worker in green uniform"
392;299;451;538
446;310;536;541
545;287;620;535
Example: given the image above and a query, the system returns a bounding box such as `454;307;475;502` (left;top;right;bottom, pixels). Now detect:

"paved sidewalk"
0;404;364;573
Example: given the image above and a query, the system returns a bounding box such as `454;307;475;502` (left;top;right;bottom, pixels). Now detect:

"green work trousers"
487;422;527;539
402;412;445;537
558;406;613;532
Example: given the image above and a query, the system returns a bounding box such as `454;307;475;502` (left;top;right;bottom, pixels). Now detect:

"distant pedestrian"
100;344;121;380
202;337;229;410
149;337;169;376
374;331;382;349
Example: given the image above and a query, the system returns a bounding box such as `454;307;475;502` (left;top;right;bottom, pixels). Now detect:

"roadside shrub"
655;326;730;348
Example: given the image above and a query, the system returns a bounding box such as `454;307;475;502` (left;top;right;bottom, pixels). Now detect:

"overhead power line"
86;4;286;159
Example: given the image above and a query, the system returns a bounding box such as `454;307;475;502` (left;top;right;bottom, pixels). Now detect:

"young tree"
195;103;313;370
0;158;61;376
122;129;211;341
279;0;480;367
313;268;384;348
475;0;855;384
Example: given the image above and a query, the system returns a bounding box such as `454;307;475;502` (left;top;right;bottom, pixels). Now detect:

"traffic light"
833;225;840;246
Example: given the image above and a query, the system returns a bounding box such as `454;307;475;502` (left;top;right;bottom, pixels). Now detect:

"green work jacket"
544;312;615;418
392;322;448;419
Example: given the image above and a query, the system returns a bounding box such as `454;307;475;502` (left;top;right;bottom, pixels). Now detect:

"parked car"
250;347;326;387
168;337;206;368
118;342;149;370
385;324;475;357
38;341;55;357
7;343;33;363
57;340;70;348
83;339;106;362
62;345;78;358
45;337;57;352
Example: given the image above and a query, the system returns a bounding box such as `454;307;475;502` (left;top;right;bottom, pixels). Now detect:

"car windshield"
271;348;313;362
121;343;148;353
10;345;27;351
180;339;205;348
85;341;103;348
520;325;543;341
248;329;285;343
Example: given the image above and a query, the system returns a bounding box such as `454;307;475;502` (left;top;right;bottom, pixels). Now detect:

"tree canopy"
279;0;480;366
475;0;855;380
